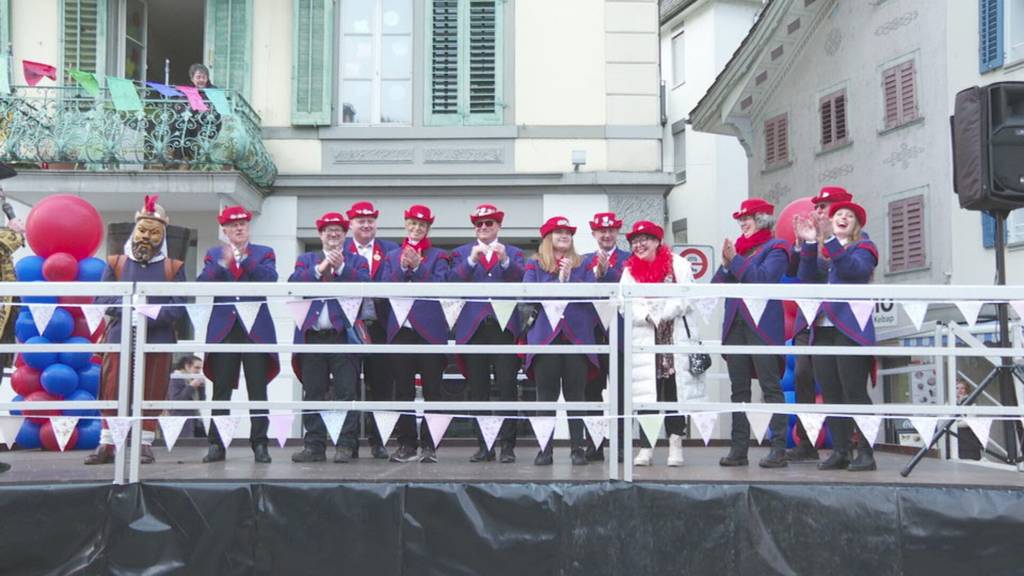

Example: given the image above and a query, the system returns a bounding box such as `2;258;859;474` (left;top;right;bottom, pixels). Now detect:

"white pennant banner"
798;413;826;446
0;416;25;448
339;298;363;327
107;417;133;448
541;301;569;331
185;304;212;337
477;416;504;451
82;305;106;336
955;301;984;328
136;304;162;320
963;417;992;451
794;300;821;325
285;300;312;329
529;417;556;453
320;411;348;446
901;301;929;331
743;298;768;326
583;416;608;450
424;414;453;449
235;303;262;335
212;416;239;450
28;304;55;337
389;298;415;327
690;412;717;446
269;413;295;448
637;414;664;448
849;300;875;331
1010;300;1024;321
202;414;212;438
909;417;939;448
373;412;401;445
745;411;773;443
593;301;616;330
439;299;466;330
158;416;188;451
50;416;79;451
694;298;718;325
490;301;517;331
852;415;883;448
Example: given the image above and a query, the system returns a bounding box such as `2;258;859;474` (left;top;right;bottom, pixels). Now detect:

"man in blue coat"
198;205;279;464
289;212;371;463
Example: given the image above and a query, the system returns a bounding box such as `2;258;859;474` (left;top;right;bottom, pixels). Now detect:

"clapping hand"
492;242;507;266
794;215;818;243
595;251;609;278
557;257;571;283
721;238;736;265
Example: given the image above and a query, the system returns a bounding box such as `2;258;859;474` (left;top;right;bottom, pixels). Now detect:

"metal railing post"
129;295;147;483
607;290;619;480
113;289;133;485
622;289;634;483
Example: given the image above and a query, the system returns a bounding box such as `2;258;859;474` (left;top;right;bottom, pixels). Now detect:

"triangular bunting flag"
269;413;295;448
955;301;984;328
286;300;313;329
852;415;883;448
136;304;162;320
477;416;504;451
583;416;608;450
901;301;929;331
389;298;415;327
541;301;569;331
212;416;239;450
798;413;826;447
50;416;79;451
373;412;401;445
963;417;992;451
320;411;348;446
1010;300;1024;321
340;298;363;327
694;298;718;325
745;411;773;443
849;300;875;331
202;415;211;438
425;414;454;449
529;417;556;453
795;300;821;325
909;417;939;448
107;417;133;448
0;417;25;448
691;412;717;446
158;416;188;451
439;299;466;330
186;305;212;337
637;414;664;448
743;298;768;326
28;304;55;337
490;301;517;331
593;301;616;330
235;303;262;335
79;305;104;336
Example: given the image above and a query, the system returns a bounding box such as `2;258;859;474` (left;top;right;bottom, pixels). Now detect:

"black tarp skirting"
2;481;1024;575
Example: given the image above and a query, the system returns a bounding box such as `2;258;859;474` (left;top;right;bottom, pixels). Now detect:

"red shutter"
899;61;918;123
888;195;926;272
764;118;777;166
834;92;847;142
776;115;789;163
904;195;926;268
820;97;833;147
883;66;899;129
888;198;907;272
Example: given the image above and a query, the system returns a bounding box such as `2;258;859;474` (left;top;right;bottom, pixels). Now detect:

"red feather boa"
625;245;674;283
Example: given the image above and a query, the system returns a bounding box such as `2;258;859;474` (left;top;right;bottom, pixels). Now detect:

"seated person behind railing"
167;355;207;438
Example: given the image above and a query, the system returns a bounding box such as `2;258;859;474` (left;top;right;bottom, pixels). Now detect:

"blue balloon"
76;257;107;282
14;256;44;282
58;336;93;370
22;296;58;304
10;394;23;416
75;418;102;450
23;336;57;370
64;389;99;417
42;307;74;342
40;363;79;397
14;310;39;342
15;420;42;449
77;364;101;397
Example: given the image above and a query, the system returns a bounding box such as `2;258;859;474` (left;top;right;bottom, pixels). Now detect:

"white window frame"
1007;0;1024;64
338;0;414;125
672;124;686;182
671;27;685;88
1009;208;1024;245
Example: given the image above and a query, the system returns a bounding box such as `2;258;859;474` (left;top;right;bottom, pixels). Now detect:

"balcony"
0;85;277;189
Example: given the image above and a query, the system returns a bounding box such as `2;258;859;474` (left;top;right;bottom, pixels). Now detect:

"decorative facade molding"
332;148;415;164
423;148;504;164
817;163;854;183
874;11;918;36
824;27;842;56
882;142;925;170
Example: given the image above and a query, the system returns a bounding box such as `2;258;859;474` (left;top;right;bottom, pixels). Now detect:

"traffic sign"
674;244;715;283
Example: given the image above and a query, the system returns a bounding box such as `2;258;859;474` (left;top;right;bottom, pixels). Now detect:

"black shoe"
785;443;820;462
84;444;115;465
571;448;589;466
470;446;496;462
499;445;516;463
534;450;553;466
585;446;605;462
291;448;326;463
420;447;438;463
759;447;788;469
817;450;851;470
719;448;749;467
334;446;352;463
203;444;226;463
847;449;877;472
370;445;390;460
0;461;10;474
253;444;272;464
389;445;419;463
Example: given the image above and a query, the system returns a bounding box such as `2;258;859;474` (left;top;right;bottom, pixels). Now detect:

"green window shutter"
465;0;501;125
205;0;252;99
426;0;460;126
292;0;333;125
61;0;107;84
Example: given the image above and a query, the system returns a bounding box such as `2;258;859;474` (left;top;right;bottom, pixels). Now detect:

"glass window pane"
381;80;411;124
672;31;685;85
381;35;411;79
342;36;373;79
341;81;372;123
342;0;374;34
382;0;412;34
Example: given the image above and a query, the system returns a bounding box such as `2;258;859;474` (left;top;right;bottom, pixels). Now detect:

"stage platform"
1;446;1023;575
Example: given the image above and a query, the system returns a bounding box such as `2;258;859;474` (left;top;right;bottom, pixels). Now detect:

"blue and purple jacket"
379;244;450;344
711;238;791;346
522;258;600;370
447;241;527;343
581;246;631;283
796;237;879;345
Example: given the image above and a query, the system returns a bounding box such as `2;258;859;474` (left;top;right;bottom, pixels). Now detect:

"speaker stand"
901;210;1022;477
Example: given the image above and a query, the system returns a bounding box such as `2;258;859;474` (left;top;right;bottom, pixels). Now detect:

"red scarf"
734;229;773;256
625;246;674;283
402;237;432;255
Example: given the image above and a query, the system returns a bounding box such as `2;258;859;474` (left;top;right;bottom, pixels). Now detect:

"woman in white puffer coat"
620;221;706;467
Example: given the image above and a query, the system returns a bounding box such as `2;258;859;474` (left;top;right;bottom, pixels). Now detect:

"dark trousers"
208;320;271;448
793;329;817;445
360;321;394;448
810;327;873;453
464;321;521;448
297;329;360;453
724;321;786;451
533;337;587;449
638;376;687;446
391;327;446;450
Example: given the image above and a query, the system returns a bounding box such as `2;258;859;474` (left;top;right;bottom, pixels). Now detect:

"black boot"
758;446;788;468
817;450;851;470
785;442;820;462
719;445;749;467
499;441;516;463
470;444;495;462
203;443;226;463
571;447;589;466
848;443;877;472
292;447;326;463
253;443;272;464
0;461;9;474
534;445;553;466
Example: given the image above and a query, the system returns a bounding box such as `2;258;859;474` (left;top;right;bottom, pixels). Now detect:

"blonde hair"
537;234;581;273
832;208;863;244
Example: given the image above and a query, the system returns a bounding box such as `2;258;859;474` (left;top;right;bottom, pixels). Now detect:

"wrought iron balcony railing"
0;85;277;188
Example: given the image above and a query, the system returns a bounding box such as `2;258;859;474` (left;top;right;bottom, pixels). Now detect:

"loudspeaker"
952;82;1024;211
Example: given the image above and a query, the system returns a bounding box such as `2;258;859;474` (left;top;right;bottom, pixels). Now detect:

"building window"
980;0;1005;72
671;28;685;87
673;125;686;182
672;218;688;244
819;89;848;150
62;0;107;84
983;209;1024;247
882;60;918;130
1008;0;1024;63
339;0;413;125
763;113;789;169
888;194;926;273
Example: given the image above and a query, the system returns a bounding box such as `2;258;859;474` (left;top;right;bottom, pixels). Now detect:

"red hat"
812;186;853;206
626;220;664;243
470;204;505;225
315;212;348;232
404;204;435;224
218;205;252;225
732;198;775;220
828;201;867;226
589;212;623;230
539;216;576;238
346;201;379;220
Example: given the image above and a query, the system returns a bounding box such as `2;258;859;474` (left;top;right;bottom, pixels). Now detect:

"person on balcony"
523;217;599;466
289;212;370;464
795;201;879;472
343;201;400;460
380;205;449;463
176;63;221;164
620;221;702;467
198;205;279;464
85;196;185;465
713;198;791;469
448;204;526;463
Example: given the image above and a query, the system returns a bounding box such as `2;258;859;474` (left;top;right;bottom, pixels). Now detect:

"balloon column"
10;195;106;451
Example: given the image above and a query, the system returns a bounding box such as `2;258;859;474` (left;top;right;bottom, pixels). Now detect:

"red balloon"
14;353;25;367
24;390;62;424
11;366;43;396
775;197;817;246
42;252;80;282
25;195;103;259
40;420;79;452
